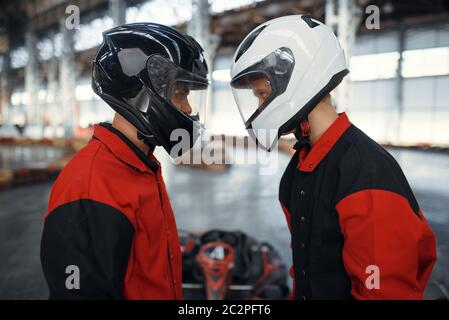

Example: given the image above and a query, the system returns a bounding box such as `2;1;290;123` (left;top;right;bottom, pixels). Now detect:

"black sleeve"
40;199;134;300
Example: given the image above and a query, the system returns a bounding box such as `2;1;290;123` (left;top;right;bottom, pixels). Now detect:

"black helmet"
92;23;209;156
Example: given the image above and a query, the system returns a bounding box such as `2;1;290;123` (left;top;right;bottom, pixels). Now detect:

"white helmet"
230;15;349;150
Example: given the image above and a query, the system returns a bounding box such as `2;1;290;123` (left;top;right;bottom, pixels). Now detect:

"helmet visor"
230;47;295;128
231;72;274;127
169;80;208;125
147;54;209;127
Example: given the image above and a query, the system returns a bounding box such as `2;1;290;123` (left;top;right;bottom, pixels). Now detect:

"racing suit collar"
93;123;159;173
298;112;351;172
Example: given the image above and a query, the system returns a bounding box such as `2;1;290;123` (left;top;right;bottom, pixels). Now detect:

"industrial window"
212;69;231;82
10;47;28;69
349;52;399;81
75;17;113;52
402;47;449;78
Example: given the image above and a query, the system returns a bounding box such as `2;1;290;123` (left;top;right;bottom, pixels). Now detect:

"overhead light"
383;1;394;14
212;69;231;82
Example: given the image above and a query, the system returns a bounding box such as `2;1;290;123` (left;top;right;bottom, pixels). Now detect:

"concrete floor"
0;146;447;299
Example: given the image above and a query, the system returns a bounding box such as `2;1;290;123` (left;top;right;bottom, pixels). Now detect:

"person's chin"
281;129;296;136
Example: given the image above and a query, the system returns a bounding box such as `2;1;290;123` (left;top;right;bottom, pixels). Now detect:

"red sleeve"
280;202;296;300
336;189;437;300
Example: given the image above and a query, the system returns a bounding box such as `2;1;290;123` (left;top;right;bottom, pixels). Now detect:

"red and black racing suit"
41;123;182;299
279;113;437;300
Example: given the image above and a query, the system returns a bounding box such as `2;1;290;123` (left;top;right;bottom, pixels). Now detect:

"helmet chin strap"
137;131;156;151
293;119;311;150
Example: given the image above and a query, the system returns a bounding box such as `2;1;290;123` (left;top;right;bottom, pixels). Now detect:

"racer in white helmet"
230;15;436;300
230;14;348;150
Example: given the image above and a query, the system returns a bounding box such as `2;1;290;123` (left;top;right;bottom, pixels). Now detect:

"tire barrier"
0;137;80;190
0;136;87;151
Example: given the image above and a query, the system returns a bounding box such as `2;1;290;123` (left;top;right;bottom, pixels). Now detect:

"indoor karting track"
0;146;447;299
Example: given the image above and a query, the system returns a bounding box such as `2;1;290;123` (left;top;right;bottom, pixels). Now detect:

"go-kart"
179;229;290;300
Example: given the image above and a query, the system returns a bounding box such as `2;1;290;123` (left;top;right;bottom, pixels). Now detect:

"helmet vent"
234;25;267;62
301;14;320;28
